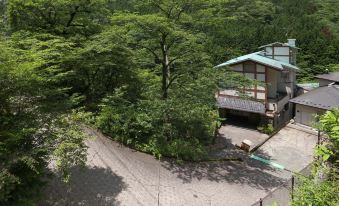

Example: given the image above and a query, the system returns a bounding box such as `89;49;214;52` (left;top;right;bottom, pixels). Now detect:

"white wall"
264;46;290;64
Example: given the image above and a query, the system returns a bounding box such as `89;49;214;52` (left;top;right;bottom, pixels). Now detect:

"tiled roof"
315;72;339;83
217;96;266;114
289;85;339;110
215;52;299;71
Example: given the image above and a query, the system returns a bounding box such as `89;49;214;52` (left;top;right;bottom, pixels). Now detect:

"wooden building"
215;39;299;128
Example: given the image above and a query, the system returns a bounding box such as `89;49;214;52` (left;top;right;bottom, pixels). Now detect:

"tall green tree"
0;33;89;205
111;0;211;99
7;0;110;37
63;30;139;107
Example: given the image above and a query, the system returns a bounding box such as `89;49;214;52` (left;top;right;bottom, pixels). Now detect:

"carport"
217;96;267;128
220;109;262;129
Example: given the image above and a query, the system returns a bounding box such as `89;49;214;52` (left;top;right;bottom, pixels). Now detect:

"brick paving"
40;127;315;206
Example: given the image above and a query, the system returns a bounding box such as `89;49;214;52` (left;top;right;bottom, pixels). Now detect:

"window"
284;103;289;111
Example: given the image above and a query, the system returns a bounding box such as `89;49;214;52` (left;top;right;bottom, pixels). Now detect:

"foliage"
292;174;339;206
63;30;139;107
292;110;339;206
96;67;226;161
111;4;211;99
315;109;339;164
257;124;274;135
0;32;89;205
7;0;110;37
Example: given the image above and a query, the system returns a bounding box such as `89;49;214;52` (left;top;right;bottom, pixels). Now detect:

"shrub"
257;124;274;135
95;89;217;161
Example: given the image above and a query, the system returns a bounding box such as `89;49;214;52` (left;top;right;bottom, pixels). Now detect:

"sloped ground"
218;124;269;151
40;126;316;206
253;123;317;175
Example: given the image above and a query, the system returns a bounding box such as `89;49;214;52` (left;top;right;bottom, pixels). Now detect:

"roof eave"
282;65;299;71
216;59;284;71
289;100;333;110
315;76;339;83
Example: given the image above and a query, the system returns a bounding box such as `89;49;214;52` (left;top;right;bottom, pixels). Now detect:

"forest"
0;0;338;205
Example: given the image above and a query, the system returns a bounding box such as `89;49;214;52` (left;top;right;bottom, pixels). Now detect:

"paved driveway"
40;125;316;206
253;123;318;176
218;124;269;151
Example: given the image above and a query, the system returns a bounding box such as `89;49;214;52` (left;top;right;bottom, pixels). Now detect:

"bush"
257;124;274;135
164;138;207;161
95;88;218;161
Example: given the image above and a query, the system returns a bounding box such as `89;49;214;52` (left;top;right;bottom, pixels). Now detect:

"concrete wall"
295;104;326;126
318;79;333;87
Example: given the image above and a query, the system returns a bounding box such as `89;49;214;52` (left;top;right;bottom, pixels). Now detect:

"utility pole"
291;175;295;201
158;157;161;206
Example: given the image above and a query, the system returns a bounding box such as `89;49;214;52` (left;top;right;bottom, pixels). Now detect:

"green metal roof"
297;83;319;91
215;51;299;71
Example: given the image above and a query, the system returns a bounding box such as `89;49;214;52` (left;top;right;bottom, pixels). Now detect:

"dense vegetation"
0;0;338;205
292;109;339;206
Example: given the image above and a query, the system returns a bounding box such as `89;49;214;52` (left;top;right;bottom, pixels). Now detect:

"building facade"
290;72;339;127
216;39;299;128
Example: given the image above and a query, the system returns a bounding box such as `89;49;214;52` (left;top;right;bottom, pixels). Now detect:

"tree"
0;33;89;205
111;0;211;99
63;30;139;106
7;0;110;37
316;109;339;163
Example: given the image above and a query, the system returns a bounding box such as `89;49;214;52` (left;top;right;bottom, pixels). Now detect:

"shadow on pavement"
162;139;286;191
39;166;127;206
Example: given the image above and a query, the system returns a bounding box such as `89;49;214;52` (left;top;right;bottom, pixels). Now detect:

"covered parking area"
217;95;268;128
220;109;263;129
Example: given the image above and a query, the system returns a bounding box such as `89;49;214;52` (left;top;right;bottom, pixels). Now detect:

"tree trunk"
161;42;170;99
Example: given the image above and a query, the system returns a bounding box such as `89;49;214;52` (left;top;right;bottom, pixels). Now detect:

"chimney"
287;39;296;47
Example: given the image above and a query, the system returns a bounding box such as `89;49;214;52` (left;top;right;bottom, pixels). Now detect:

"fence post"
317;129;321;145
291;175;295;201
